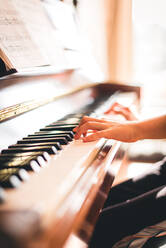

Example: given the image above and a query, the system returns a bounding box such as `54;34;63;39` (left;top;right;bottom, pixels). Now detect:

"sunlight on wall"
132;0;166;113
133;0;166;82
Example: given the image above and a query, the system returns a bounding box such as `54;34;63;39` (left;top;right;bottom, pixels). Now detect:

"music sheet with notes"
0;0;66;71
11;0;67;68
0;0;47;69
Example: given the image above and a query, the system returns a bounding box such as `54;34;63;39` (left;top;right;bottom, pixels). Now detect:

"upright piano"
0;68;140;248
0;0;140;247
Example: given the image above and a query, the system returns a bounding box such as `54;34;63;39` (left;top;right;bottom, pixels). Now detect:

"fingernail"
74;134;79;140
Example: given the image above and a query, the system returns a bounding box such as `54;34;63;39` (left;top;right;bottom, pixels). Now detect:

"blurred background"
133;0;166;117
77;0;166;116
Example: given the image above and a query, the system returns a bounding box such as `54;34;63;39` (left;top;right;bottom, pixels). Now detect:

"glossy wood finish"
0;138;119;248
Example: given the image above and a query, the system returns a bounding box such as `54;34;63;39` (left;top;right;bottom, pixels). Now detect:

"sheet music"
0;0;47;69
43;0;80;50
11;0;67;68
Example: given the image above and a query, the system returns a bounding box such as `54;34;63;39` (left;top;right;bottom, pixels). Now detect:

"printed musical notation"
11;0;66;67
0;0;56;70
0;0;80;74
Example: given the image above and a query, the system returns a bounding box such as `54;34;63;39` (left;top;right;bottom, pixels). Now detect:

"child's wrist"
133;121;144;141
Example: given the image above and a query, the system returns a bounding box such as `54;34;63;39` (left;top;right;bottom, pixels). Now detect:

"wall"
77;0;132;83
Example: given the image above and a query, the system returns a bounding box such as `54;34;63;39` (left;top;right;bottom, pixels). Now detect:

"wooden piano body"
0;68;140;248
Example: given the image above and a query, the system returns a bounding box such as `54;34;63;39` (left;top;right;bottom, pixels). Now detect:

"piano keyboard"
0;115;79;195
0;79;139;247
0;95;114;203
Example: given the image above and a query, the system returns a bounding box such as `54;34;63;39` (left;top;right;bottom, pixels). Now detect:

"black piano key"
27;134;72;141
0;154;41;166
0;151;50;161
0;159;43;173
1;146;57;155
47;123;77;128
0;161;34;171
0;153;46;171
0;154;38;163
0;168;22;188
20;137;68;145
34;131;74;138
9;142;62;151
40;124;76;132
